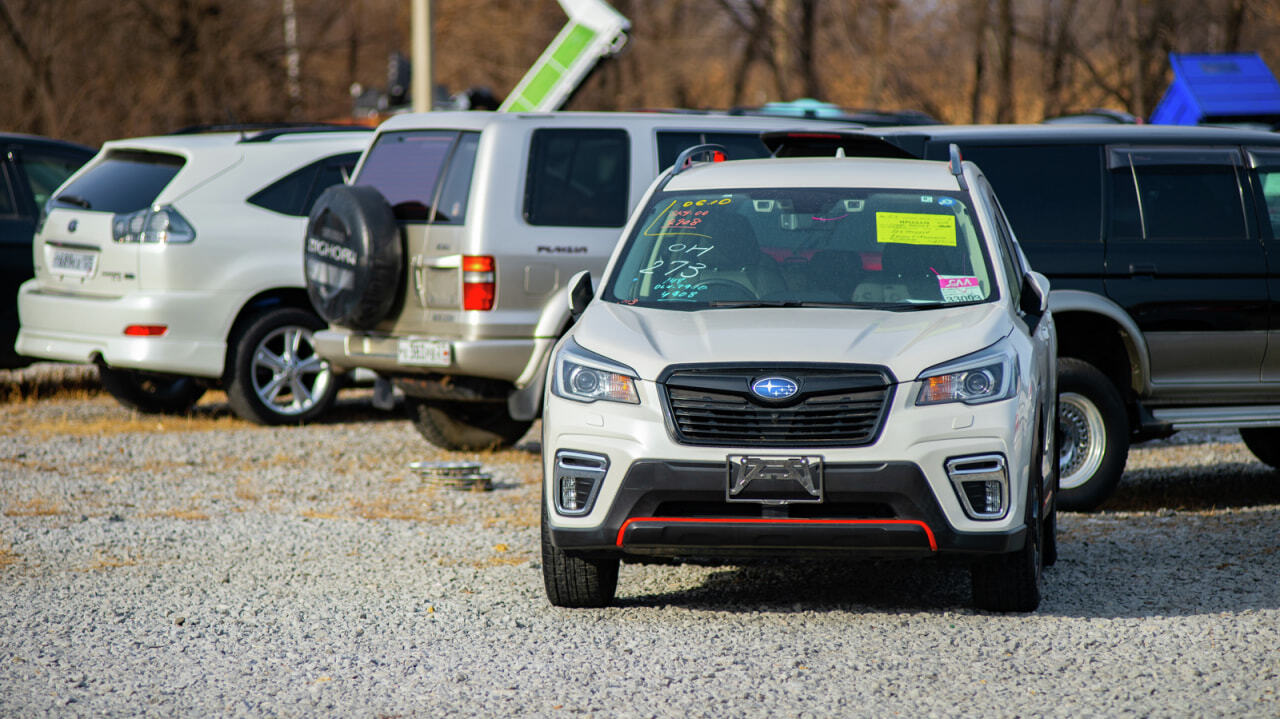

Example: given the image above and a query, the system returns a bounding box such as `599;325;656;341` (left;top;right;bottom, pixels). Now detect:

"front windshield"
603;187;996;310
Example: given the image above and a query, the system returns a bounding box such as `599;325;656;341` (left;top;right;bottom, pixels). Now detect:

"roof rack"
656;143;726;191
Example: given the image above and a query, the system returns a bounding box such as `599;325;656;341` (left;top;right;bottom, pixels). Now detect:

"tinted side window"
302;153;360;216
1108;148;1248;241
356;130;457;221
0;165;16;216
52;150;184;214
249;152;360;217
656;131;773;169
433;132;480;224
1247;149;1280;239
525;129;629;227
949;144;1102;245
16;149;90;208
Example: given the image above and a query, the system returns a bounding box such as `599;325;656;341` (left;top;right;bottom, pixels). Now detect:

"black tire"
304;184;401;330
405;396;532;451
971;474;1043;612
225;307;337;425
98;365;205;415
1056;358;1128;511
1240;428;1280;469
541;508;618;608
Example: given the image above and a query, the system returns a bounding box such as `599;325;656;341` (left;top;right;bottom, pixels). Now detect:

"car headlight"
552;338;640;404
916;339;1018;406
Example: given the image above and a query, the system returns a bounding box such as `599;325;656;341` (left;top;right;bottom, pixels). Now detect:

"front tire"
1239;428;1280;469
225;307;337;425
971;474;1044;612
98;365;205;415
541;509;618;608
1056;358;1128;511
405;397;532;451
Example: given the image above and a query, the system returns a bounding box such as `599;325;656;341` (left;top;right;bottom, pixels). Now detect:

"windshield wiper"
876;302;945;311
707;300;861;309
55;194;92;209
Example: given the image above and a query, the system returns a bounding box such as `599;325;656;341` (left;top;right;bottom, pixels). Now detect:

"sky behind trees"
1;0;1276;145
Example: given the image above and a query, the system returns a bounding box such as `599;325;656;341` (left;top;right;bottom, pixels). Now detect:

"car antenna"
949;143;968;190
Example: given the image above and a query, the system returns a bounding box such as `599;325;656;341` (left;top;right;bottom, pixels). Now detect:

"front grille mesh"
664;368;891;446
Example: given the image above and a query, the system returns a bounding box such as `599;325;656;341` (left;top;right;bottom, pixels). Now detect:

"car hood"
570;302;1013;383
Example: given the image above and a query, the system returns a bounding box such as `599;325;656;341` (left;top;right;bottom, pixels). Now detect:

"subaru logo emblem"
67;219;78;233
751;376;798;400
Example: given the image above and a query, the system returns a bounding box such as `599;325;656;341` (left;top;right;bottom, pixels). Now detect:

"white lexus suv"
16;126;370;423
541;145;1058;612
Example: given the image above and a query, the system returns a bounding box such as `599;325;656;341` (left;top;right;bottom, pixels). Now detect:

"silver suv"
304;111;830;449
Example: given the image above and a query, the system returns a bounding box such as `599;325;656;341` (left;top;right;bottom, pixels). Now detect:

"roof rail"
168;122;371;142
948;143;968;190
656;143;726;191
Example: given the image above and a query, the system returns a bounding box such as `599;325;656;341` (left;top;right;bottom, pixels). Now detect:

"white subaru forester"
541;145;1058;612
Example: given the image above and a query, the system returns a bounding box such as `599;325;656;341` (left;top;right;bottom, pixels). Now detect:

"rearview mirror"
568;270;594;321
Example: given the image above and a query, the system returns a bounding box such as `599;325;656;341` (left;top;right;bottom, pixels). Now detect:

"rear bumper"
314;328;539;384
15;282;227;377
549;460;1026;559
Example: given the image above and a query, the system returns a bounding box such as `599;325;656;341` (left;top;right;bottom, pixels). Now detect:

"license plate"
726;454;824;503
49;248;97;276
397;338;452;367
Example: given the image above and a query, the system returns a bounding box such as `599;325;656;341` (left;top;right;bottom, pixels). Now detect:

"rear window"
656;131;774;170
940;144;1103;244
524;128;629;227
52;150;184;214
355;130;478;222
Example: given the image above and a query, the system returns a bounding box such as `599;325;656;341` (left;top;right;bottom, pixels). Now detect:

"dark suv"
768;124;1280;509
0;134;95;369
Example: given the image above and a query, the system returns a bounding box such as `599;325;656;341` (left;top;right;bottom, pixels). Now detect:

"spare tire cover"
304;184;401;330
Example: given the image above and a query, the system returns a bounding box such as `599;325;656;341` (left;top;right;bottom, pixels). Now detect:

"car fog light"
945;454;1008;520
554;450;608;516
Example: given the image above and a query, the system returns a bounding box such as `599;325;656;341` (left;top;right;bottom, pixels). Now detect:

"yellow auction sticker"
875;212;957;246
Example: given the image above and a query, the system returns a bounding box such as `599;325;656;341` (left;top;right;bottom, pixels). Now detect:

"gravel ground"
1;377;1278;717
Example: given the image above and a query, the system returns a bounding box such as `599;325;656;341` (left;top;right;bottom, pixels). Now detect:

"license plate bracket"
726;454;824;504
397;338;452;367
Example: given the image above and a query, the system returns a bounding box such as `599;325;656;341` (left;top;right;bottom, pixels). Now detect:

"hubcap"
250;325;331;416
1057;391;1106;490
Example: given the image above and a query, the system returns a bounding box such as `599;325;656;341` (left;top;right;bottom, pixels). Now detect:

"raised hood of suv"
572;302;1012;383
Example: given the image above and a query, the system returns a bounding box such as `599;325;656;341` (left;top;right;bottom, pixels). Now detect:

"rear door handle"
1129;262;1158;275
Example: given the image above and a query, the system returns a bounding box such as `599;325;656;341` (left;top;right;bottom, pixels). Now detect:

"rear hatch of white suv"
34;139;238;298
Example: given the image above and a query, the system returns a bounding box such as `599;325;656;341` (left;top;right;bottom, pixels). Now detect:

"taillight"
112;205;196;244
462;255;495;311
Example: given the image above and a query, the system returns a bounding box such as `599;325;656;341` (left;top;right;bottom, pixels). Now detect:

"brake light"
124;325;168;336
462;255;495;311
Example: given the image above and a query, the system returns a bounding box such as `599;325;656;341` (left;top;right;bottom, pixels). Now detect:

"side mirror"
568;270;594;321
1020;271;1050;316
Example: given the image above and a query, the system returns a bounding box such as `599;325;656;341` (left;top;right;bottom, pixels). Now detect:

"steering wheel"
697;277;756;300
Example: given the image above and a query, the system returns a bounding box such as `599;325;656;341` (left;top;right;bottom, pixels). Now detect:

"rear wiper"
56;194;92;209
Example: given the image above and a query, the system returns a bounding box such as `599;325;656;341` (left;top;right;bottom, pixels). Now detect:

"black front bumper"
550;460;1025;559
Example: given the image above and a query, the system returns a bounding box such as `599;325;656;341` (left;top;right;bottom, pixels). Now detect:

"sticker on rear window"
875;212;957;247
938;275;984;302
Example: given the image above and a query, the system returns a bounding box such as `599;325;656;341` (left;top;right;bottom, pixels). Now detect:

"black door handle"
1129;263;1157;275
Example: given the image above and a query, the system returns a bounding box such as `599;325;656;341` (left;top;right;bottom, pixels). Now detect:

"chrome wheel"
249;325;332;417
1058;391;1106;490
